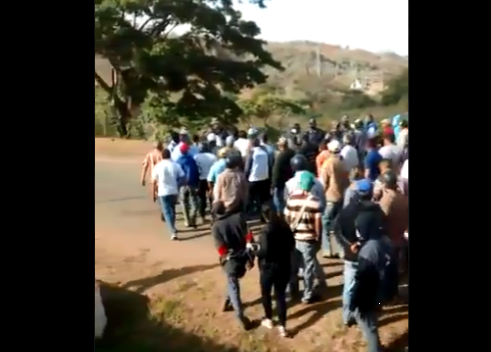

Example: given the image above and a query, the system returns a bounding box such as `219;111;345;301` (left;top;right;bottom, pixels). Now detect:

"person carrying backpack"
334;179;398;352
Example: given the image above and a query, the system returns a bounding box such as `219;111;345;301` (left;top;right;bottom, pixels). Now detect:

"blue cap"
356;179;373;193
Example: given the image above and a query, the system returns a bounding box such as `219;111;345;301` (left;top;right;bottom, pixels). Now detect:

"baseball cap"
298;171;315;191
179;143;190;154
327;140;341;152
206;133;217;142
355;179;373;193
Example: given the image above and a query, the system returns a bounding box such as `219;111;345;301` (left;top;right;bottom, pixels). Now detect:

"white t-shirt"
151;160;184;196
248;146;269;182
379;144;401;167
194;152;217;180
234;138;250;157
400;159;408;179
340;145;359;172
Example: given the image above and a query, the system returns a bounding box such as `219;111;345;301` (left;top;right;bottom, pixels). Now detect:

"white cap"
327;140;341;152
206;133;217;142
225;135;234;146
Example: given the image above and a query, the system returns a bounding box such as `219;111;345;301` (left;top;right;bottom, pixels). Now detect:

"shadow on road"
96;282;244;352
123;264;219;293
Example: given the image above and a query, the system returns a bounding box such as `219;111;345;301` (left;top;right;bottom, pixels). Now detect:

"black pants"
248;179;271;216
197;179;212;218
259;263;289;327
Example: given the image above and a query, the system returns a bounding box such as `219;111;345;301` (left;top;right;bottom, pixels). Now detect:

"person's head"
327;140;342;155
341;115;350;128
162;149;171;159
382;132;395;145
200;141;211;153
355;178;373;201
290;123;301;135
224;149;242;169
308;118;317;129
381;119;390;127
290;154;308;172
251;137;260;147
192;134;200;144
218;147;228;159
225;135;234;148
364;114;374;124
247;127;258;140
170;131;179;143
399;119;408;129
238;130;247;139
354;118;363;130
180;143;190;155
179;128;189;142
379;159;393;174
298;171;315;193
153;141;164;151
380;170;398;190
277;136;288;151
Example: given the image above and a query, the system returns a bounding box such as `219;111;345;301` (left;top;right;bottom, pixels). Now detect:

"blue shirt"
176;154;200;188
392;114;401;139
364;149;383;181
207;159;227;183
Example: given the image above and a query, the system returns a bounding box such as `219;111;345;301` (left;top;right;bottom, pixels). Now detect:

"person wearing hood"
212;200;254;330
194;142;217;223
334;179;397;352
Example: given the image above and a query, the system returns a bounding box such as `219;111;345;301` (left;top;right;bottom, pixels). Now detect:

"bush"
340;91;377;110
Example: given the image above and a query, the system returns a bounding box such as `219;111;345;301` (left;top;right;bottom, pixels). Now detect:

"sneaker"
261;318;274;329
171;234;178;240
278;325;288;338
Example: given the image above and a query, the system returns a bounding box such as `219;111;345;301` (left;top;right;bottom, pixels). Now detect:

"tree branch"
95;71;111;94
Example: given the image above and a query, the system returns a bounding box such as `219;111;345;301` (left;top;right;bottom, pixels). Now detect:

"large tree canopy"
95;0;283;136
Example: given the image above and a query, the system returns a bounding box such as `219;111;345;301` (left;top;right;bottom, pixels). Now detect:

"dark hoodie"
212;209;251;278
349;200;398;314
272;148;295;189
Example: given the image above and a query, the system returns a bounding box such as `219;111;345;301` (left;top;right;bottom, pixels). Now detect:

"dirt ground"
95;138;408;352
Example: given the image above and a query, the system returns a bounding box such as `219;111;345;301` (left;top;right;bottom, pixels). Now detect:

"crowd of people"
140;115;409;352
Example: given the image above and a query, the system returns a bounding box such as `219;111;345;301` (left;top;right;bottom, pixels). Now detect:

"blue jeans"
322;201;344;256
226;275;245;320
272;186;286;213
158;195;177;235
343;260;382;352
291;240;319;300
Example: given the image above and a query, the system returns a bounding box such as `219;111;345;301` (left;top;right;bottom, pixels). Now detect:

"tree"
238;91;305;128
381;68;408;106
95;0;282;136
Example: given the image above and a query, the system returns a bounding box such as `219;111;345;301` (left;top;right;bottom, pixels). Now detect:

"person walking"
284;172;323;304
256;210;295;337
271;137;295;213
176;143;200;228
194;142;217;223
212;200;254;330
151;149;185;240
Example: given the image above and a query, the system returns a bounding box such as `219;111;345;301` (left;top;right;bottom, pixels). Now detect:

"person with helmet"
213;149;249;216
333;179;396;352
319;140;350;258
379;170;408;271
271;137;295;213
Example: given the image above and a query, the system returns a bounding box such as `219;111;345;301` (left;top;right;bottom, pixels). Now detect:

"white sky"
235;0;408;55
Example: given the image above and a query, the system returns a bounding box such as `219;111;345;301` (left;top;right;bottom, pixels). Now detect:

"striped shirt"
284;192;321;241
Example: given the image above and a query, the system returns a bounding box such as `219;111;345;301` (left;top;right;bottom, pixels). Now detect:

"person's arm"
151;164;159;201
320;162;330;192
244;152;253;179
364;154;371;179
207;163;216;184
141;154;150;185
212;224;228;263
175;163;186;186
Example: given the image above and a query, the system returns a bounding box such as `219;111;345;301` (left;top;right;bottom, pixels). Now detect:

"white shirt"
194;152;217;180
397;129;408;149
379;144;401;167
151;159;184;196
248;146;269;182
234;138;250;157
340;145;359;172
400;159;408;179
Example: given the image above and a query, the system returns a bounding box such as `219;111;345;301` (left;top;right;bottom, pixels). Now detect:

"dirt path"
95;138;408;352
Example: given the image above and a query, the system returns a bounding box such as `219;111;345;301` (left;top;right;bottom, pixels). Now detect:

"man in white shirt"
400;159;408;195
152;149;185;240
244;137;271;221
378;133;402;171
234;130;250;158
340;134;359;175
194;142;217;223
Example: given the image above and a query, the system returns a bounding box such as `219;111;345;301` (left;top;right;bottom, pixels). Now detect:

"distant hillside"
96;40;408;97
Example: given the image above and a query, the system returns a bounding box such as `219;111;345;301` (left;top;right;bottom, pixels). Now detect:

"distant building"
350;79;364;91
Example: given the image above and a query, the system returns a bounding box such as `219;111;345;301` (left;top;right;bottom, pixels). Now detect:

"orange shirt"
315;150;329;176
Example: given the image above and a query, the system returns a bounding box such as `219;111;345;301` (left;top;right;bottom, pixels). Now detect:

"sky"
234;0;408;55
